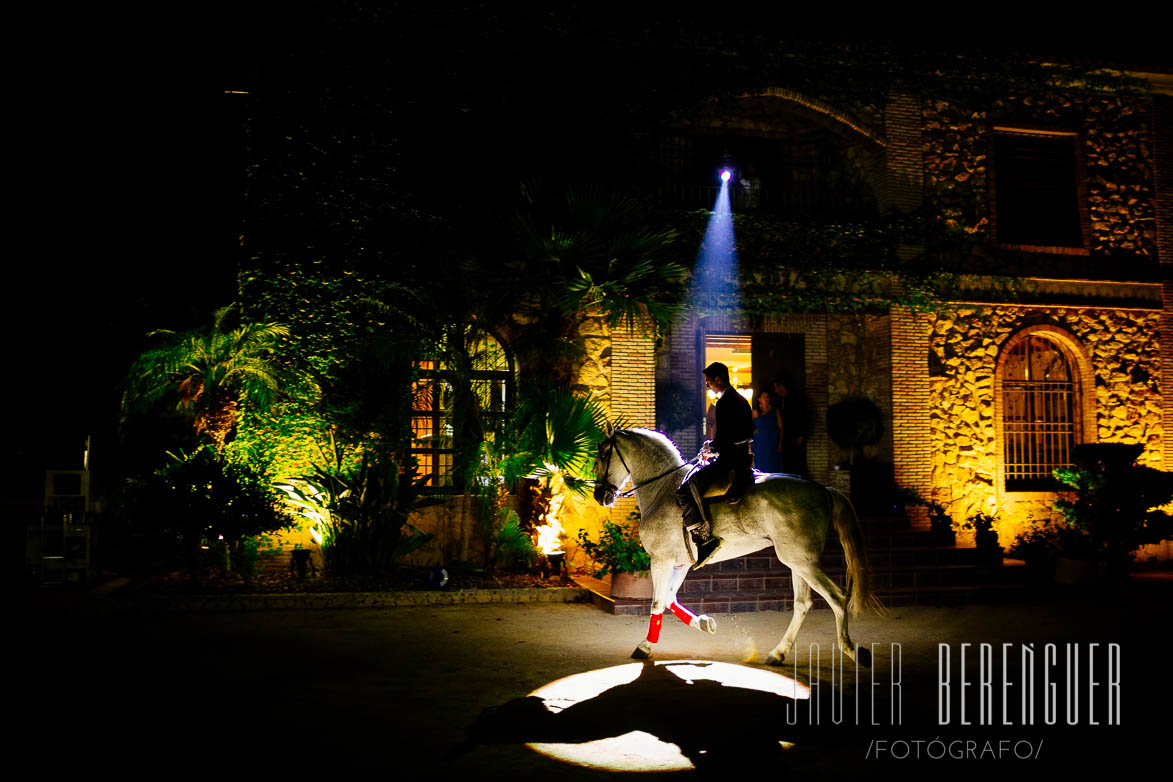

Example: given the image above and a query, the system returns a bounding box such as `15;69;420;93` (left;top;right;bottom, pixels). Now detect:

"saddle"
698;472;735;500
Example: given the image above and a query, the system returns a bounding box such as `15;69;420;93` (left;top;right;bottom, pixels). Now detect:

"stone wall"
827;313;894;467
922;95;1156;256
574;306;613;406
926;304;1162;544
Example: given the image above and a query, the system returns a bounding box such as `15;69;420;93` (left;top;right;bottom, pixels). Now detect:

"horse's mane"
623;428;685;464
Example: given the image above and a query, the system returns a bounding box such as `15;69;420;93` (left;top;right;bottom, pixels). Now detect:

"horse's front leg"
632;560;677;659
665;564;716;635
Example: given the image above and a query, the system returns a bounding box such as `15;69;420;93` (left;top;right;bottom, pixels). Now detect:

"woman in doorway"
752;390;784;473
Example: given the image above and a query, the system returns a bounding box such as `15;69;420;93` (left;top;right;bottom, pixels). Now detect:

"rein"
599;431;699;499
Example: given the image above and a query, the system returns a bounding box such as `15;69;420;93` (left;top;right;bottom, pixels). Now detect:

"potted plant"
898;487;956;545
576;512;652;598
925;500;957;546
1007;517;1058;582
1008;515;1100;584
961;512;1002;565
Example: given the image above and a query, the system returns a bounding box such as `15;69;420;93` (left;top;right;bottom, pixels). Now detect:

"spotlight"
720;169;731;183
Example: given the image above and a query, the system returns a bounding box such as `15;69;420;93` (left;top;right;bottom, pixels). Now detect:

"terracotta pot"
610;570;653;599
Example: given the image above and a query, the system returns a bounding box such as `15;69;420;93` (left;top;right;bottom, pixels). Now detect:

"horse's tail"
828;486;885;616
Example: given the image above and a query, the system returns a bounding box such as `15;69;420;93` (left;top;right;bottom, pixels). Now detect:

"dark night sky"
5;10;1169;493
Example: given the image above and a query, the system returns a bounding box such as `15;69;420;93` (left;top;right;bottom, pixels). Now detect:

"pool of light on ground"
526;660;808;771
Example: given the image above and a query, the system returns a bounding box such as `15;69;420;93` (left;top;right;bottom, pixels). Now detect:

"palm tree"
500;184;687;386
124;305;310;452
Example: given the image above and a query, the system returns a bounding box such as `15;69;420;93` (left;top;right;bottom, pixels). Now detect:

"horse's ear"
603;421;615;438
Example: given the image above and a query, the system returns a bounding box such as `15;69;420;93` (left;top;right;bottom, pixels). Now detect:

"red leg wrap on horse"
669;602;696;626
647;613;663;643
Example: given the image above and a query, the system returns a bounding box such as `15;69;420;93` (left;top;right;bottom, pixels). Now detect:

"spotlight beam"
686;176;742;316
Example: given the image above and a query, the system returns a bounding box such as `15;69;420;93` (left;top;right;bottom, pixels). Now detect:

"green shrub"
1053;443;1173;566
492;509;538;572
577;512;650;577
276;443;436;578
129;447;294;582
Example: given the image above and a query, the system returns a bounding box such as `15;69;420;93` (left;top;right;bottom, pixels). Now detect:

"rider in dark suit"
676;362;754;568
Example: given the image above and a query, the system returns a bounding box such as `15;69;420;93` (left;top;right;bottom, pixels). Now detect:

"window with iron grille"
1002;335;1075;490
411;334;512;489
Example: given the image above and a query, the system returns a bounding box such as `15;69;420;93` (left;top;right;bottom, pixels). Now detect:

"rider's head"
703;362;731;391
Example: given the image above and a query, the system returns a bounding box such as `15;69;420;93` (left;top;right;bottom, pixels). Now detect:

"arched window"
1001;335;1076;490
412;331;513;488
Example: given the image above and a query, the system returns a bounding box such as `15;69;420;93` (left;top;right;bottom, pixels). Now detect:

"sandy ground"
18;579;1171;780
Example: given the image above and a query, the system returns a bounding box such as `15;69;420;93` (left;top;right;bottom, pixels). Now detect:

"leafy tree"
130;447;294;584
827;396;885;466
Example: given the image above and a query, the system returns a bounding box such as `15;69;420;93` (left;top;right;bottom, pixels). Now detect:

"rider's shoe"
694;537;723;569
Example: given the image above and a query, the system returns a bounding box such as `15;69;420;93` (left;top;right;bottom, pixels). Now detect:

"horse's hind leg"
632;560;678;659
791;563;871;668
766;569;812;666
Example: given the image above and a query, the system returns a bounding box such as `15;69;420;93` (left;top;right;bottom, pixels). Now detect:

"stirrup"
694;537;723;570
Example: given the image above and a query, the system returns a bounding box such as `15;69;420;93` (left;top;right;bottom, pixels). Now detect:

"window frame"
410;334;515;492
411;360;456;490
987;126;1091;256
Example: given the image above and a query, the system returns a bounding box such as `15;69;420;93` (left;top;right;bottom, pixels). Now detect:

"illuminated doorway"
702;333;754;434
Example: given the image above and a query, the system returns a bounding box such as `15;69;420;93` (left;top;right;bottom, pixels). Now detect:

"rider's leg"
684;461;726;567
725;453;754;504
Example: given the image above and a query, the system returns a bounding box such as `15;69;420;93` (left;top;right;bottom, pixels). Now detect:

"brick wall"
890;305;933;515
883;92;924;213
610;318;657;525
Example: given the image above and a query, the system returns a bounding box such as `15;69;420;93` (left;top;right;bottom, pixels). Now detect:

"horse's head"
593;422;631;508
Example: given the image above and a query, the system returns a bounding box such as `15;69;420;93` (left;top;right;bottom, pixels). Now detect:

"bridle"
595;430;699;500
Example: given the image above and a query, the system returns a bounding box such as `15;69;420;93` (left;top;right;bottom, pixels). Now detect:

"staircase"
576;516;1032;616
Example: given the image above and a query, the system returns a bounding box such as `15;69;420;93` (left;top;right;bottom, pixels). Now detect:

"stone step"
577;561;1033;616
681;560;1029;594
600;582;1032;616
709;545;1005;573
576;515;1026;615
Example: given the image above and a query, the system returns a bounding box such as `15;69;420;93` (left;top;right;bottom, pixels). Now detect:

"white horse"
592;425;880;666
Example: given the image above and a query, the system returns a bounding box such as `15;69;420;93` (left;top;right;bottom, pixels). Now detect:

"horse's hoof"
857;646;872;668
632;641;653;659
697;615;717;635
766;652;786;667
